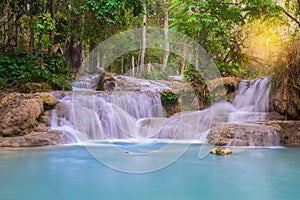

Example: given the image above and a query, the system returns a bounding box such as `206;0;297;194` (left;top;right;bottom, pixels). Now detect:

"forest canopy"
0;0;299;89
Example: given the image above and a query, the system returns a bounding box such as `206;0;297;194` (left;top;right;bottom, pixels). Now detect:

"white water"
50;76;279;145
228;77;270;122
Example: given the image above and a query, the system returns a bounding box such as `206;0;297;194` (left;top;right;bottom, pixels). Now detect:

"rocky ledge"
0;92;74;147
207;121;300;146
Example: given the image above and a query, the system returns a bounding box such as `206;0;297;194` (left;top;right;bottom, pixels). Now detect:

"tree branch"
281;7;300;27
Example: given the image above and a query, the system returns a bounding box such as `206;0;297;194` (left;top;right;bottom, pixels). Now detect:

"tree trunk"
181;39;187;75
7;4;15;48
29;15;35;51
298;0;300;23
147;62;151;72
121;55;124;74
65;37;84;73
132;56;135;76
162;2;169;71
139;0;147;77
48;0;55;54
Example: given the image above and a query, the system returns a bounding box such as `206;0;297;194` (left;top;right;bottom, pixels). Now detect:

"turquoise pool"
0;144;299;200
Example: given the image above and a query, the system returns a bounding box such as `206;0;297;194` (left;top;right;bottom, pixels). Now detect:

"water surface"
0;144;299;200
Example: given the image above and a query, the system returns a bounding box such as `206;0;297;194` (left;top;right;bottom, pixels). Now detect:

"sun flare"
243;18;288;75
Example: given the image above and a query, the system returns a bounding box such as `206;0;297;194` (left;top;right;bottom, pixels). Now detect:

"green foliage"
36;13;55;49
169;0;282;77
0;49;71;90
183;65;212;105
161;91;177;102
271;36;300;119
184;65;204;87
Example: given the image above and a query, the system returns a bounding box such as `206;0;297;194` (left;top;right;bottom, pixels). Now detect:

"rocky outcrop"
0;99;43;137
271;78;300;120
208;76;241;102
0;93;58;146
96;69;118;91
207;121;300;146
0;130;75;147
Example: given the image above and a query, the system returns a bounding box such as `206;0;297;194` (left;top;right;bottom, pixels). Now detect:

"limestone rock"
96;69;117;91
207;121;300;146
34;93;58;110
207;122;282;146
0;130;76;147
0;99;43;137
0;92;57;137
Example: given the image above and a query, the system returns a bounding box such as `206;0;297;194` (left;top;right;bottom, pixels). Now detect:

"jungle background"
0;0;299;118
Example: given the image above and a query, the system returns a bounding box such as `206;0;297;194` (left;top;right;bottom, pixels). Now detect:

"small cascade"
228;77;270;122
72;74;99;90
50;75;278;146
227;129;280;146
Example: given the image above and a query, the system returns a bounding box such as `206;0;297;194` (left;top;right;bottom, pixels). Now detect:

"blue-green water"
0;144;300;200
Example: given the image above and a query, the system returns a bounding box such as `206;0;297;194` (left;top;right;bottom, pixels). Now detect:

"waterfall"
50;76;276;145
228;77;271;122
50;90;165;142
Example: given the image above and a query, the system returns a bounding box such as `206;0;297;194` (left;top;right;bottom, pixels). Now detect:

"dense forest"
0;0;299;117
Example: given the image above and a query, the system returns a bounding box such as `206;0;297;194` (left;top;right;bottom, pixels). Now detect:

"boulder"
210;147;232;155
96;69;118;91
0;99;43;137
34;93;58;110
0;93;57;137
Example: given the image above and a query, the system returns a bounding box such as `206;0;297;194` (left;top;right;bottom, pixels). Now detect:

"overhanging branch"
281;7;300;27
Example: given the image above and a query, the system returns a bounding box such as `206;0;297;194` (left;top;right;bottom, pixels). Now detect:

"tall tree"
162;0;169;71
139;0;147;77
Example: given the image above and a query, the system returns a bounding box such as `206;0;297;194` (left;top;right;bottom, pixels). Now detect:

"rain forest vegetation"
0;0;299;95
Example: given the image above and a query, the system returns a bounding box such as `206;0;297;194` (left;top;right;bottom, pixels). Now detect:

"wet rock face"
207;121;300;146
0;93;57;138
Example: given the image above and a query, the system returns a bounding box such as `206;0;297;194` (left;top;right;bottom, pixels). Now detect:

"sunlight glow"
243;18;288;75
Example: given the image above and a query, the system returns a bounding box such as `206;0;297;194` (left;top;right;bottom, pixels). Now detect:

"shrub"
0;49;71;90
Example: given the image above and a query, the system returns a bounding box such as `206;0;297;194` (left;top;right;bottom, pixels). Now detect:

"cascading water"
50;91;165;141
228;77;271;122
50;75;279;146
